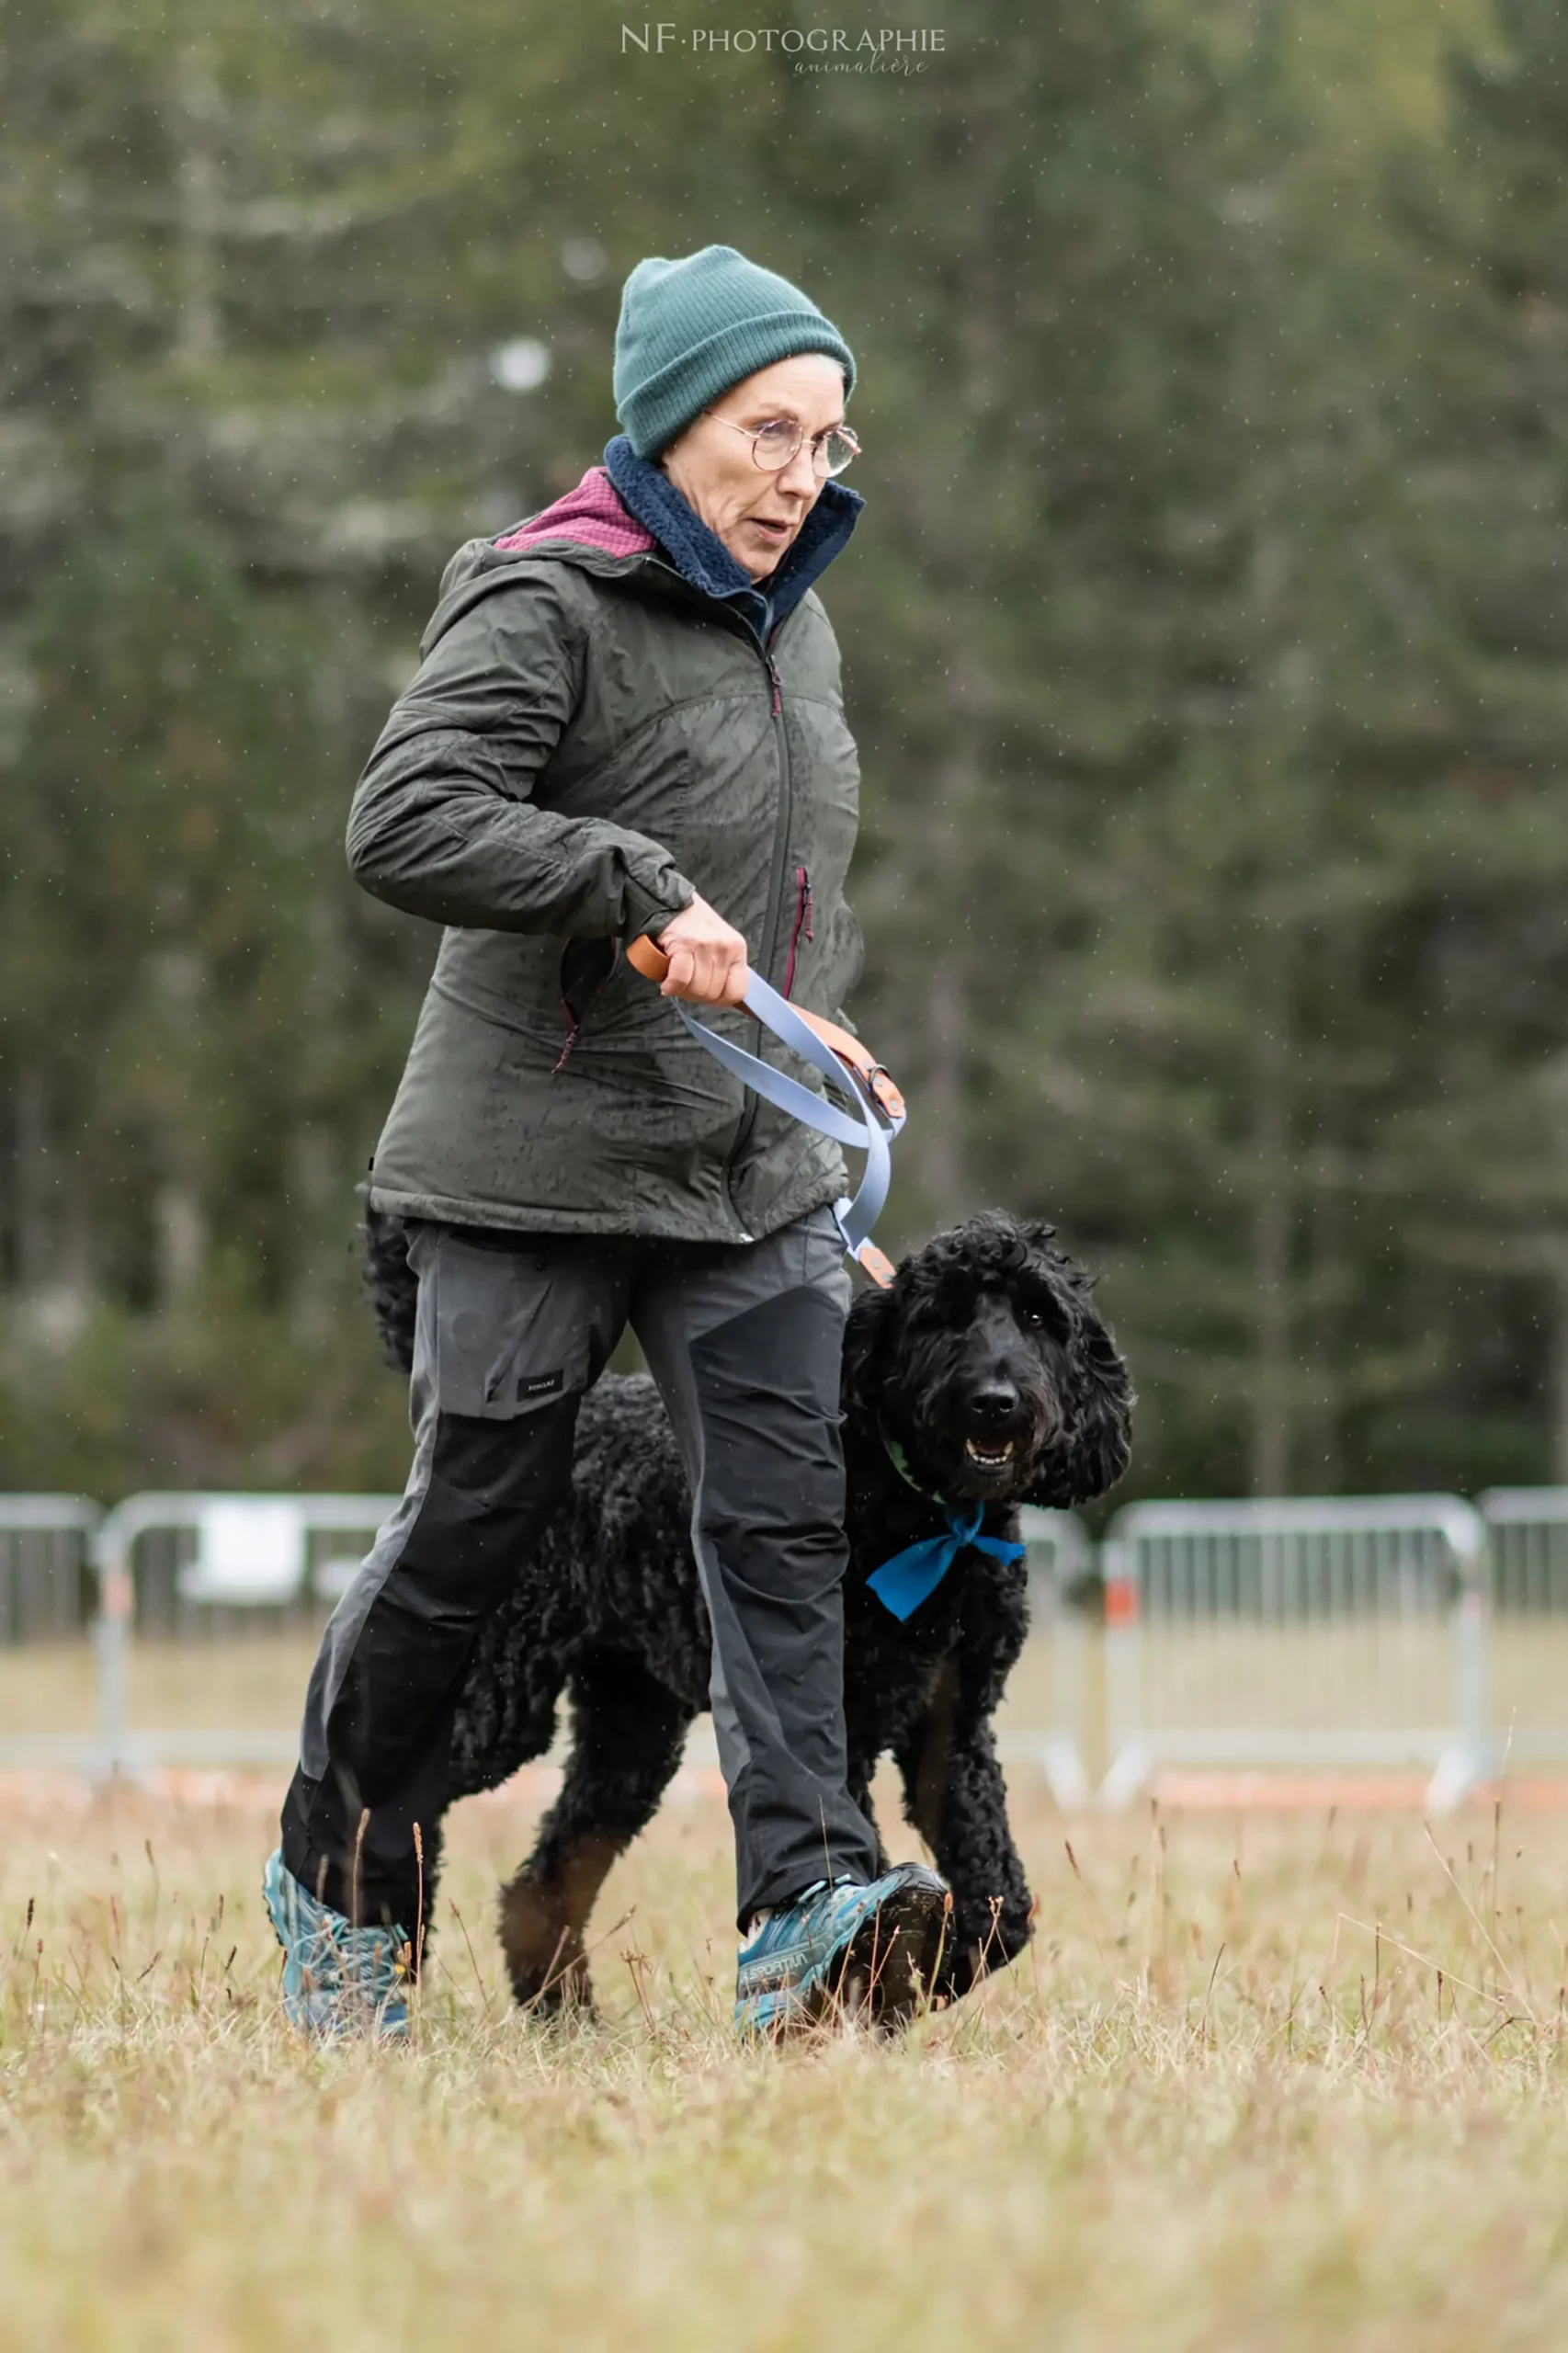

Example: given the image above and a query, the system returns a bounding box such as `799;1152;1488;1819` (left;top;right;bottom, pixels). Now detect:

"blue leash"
630;942;906;1284
632;937;984;1614
673;970;1029;1619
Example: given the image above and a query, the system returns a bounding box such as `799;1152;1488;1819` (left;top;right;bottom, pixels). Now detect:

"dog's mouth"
929;1427;1038;1498
899;1393;1059;1499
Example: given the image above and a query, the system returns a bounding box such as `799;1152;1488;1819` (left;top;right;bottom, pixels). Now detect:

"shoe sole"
823;1876;950;2031
738;1877;951;2039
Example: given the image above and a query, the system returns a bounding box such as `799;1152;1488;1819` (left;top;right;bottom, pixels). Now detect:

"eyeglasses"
700;409;861;479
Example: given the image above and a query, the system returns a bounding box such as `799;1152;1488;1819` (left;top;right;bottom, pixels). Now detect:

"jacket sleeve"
345;571;695;941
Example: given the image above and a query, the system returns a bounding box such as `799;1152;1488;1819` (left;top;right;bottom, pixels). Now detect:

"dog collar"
869;1429;1027;1621
880;1428;937;1502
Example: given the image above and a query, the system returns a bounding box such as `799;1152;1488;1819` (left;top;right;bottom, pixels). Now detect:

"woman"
263;244;948;2038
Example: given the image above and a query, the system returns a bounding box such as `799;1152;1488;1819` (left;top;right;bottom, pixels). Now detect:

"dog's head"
843;1212;1133;1509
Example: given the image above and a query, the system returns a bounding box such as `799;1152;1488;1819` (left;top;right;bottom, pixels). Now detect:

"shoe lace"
302;1904;409;2003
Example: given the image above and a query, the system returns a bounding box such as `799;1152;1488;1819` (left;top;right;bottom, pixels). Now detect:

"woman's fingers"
673;947;746;1005
655;896;750;1005
662;945;699;997
661;946;748;1004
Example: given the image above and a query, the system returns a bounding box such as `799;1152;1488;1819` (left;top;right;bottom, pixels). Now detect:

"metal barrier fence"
0;1497;104;1768
0;1495;100;1642
93;1492;399;1774
1099;1496;1490;1810
9;1485;1568;1800
1479;1488;1568;1768
0;1485;1095;1789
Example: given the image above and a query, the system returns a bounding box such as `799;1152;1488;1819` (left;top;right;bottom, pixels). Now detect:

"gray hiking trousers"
279;1206;880;1933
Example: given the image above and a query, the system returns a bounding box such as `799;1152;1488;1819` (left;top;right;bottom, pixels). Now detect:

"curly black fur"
362;1207;1133;2012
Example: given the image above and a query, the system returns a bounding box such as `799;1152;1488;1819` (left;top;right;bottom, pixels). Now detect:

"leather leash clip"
852;1239;898;1290
861;1063;904;1125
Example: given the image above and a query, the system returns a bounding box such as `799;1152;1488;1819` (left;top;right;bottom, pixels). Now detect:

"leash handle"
625;934;903;1288
626;938;905;1123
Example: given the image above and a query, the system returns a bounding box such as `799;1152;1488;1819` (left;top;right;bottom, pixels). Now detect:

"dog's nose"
969;1384;1019;1428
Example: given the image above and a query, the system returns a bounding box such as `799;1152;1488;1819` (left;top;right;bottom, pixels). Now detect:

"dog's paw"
498;1869;599;2018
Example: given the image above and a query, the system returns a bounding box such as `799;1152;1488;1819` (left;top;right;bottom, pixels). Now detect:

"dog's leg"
844;1745;890;1876
895;1667;1034;2000
498;1647;690;2016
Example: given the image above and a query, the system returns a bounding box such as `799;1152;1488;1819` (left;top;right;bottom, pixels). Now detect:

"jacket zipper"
783;865;813;1000
722;631;792;1222
635;562;795;1237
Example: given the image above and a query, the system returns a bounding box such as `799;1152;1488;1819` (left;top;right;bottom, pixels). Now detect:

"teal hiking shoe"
734;1861;950;2037
262;1848;412;2040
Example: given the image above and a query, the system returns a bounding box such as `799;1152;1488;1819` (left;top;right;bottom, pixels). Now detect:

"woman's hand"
653;896;751;1006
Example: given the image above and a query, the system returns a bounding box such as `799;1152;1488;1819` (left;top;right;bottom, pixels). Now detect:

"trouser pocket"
410;1225;608;1418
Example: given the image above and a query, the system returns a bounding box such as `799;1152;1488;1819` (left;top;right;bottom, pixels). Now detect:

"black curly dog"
364;1208;1131;2011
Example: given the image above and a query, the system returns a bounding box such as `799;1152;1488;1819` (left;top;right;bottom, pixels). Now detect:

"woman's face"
660;353;848;582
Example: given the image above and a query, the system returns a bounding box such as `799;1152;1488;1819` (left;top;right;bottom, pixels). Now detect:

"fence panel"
994;1506;1093;1804
95;1493;400;1771
1100;1495;1488;1809
32;1487;1550;1804
0;1497;102;1767
1479;1489;1568;1767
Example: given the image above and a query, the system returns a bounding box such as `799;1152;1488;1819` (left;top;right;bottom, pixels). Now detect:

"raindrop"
562;236;608;285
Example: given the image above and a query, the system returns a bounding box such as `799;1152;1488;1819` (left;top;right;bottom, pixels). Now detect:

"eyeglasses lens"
752;421;858;477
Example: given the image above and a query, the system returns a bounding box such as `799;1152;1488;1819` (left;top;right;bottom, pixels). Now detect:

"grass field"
2;1774;1568;2351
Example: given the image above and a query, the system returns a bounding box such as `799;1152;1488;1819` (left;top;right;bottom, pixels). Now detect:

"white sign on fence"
176;1499;308;1607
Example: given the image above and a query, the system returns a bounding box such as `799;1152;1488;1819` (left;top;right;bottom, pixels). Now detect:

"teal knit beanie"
613;244;856;461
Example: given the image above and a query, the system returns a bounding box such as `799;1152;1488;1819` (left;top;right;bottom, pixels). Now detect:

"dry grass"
3;1774;1568;2351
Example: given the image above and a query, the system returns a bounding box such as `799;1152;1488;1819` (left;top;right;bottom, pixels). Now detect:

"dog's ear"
1061;1311;1135;1505
1021;1264;1135;1508
840;1280;896;1425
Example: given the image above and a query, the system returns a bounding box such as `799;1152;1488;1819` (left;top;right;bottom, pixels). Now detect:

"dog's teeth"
964;1439;1015;1466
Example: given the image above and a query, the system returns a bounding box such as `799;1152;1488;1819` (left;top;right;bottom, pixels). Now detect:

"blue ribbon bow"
866;1503;1027;1621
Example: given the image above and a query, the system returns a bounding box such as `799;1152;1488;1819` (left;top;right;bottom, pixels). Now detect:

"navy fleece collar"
603;432;862;645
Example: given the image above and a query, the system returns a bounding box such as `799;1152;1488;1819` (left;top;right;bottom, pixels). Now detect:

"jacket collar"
491;467;654;562
603;433;862;645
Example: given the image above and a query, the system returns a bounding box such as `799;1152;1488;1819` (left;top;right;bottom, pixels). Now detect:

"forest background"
3;0;1566;1509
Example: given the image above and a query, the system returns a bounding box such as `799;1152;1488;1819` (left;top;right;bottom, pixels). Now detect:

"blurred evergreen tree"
3;0;1566;1504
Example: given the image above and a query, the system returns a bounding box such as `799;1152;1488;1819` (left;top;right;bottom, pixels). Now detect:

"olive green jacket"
353;445;866;1243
